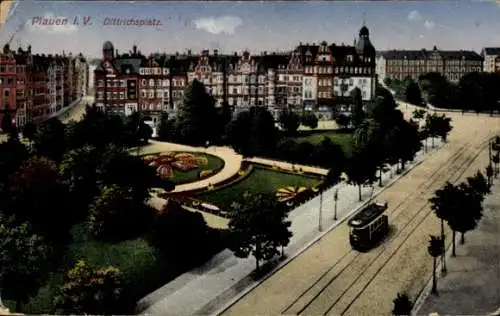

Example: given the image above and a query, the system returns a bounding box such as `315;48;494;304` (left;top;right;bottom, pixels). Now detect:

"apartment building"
94;24;377;121
481;47;500;73
377;46;483;83
0;44;88;129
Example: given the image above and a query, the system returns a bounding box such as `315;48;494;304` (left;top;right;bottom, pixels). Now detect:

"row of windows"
139;68;169;75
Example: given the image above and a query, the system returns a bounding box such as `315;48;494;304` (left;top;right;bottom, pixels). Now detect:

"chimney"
133;45;137;55
214;49;218;56
234;52;237;57
188;49;192;56
115;49;119;56
264;51;267;56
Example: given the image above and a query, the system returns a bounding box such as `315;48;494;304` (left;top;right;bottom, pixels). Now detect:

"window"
149;90;154;99
141;79;146;87
120;92;125;99
141;90;147;98
149;79;155;87
4;89;9;97
7;78;13;85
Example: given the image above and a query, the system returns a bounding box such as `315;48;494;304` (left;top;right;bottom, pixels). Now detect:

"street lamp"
318;190;323;232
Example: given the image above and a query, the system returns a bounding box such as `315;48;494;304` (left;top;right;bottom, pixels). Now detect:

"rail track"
221;114;500;316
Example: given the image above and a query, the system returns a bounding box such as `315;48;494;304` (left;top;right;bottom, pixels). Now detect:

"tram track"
283;137;486;315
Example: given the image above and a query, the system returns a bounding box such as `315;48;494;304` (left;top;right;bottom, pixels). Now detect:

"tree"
394;119;422;170
226;106;279;157
294;141;315;165
404;79;423;106
0;138;30;194
466;171;490;197
22;122;38;148
1;111;14;134
54;260;123;315
0;156;73;244
427;235;444;295
147;200;218;267
345;147;379;201
275;138;298;162
176;79;218;145
278;110;301;135
88;184;155;241
0;217;54;312
412;108;426;123
351;87;365;127
429;182;457;255
434;114;453;142
228;193;292;270
137;120;153;144
157;113;170;141
448;182;484;245
486;164;494;187
312;137;346;170
493;153;500;176
419;72;454;109
300;112;318;129
33;118;67;162
392;292;413;316
59;146;102;222
335;113;351;130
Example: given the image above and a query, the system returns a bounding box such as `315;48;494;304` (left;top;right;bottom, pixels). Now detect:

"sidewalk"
413;178;500;316
137;138;443;316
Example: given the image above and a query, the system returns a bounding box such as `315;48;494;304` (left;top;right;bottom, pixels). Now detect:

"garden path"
245;157;329;176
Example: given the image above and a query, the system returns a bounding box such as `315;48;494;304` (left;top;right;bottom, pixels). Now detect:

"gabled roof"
381;49;483;61
482;47;500;56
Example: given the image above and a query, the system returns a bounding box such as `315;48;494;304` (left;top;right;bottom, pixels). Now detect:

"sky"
1;0;500;58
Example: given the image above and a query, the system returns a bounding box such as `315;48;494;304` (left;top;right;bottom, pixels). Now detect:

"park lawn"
293;129;354;156
18;224;166;315
197;165;322;211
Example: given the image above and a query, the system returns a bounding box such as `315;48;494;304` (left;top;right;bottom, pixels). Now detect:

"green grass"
293;129;354;156
17;224;163;314
197;165;322;211
143;152;225;185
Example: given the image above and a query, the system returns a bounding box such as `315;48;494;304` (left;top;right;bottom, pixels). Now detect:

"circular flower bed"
143;152;209;179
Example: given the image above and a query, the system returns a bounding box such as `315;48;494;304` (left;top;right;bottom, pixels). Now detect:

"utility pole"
334;188;339;220
318;190;323;232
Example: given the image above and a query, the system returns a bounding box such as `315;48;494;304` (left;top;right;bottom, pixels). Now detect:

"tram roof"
348;202;387;228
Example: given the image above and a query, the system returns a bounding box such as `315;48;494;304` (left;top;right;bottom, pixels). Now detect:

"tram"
347;201;389;251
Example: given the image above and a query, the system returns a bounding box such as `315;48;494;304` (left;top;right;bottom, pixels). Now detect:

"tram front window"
350;227;367;241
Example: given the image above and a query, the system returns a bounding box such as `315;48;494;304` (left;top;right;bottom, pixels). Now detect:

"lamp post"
333;188;339;220
318;190;323;232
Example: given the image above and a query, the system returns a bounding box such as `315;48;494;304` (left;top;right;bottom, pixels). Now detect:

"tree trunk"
424;138;428;153
460;232;465;245
452;230;457;257
255;242;261;271
432;257;438;294
379;168;383;187
432;137;435;148
358;185;362;201
440;219;447;273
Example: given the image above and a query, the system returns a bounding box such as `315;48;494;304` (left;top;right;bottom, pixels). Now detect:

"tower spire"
363;12;366;26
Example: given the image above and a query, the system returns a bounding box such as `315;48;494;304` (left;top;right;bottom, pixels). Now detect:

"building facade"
377;46;483;83
0;44;88;130
481;47;500;73
94;24;377;120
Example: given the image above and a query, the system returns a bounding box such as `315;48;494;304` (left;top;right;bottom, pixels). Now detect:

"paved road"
221;110;500;315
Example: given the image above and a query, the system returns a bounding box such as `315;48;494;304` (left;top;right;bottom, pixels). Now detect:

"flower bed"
142;151;224;184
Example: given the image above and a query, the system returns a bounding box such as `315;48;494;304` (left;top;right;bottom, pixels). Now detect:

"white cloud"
407;10;422;21
193;16;242;35
424;20;436;29
26;12;78;34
